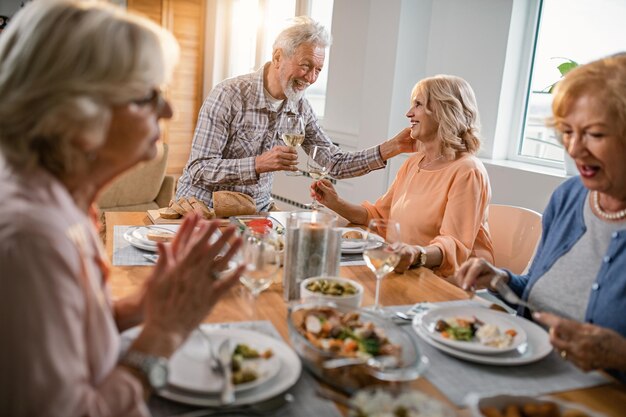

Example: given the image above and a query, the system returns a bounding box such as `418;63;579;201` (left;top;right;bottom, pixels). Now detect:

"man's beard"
284;80;307;102
280;68;309;101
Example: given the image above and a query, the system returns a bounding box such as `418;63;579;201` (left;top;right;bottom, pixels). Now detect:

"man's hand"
379;128;416;160
255;145;298;174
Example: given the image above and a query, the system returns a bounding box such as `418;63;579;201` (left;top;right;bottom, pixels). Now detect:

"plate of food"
418;306;527;354
338;227;383;254
120;324;301;407
466;393;608;417
167;328;282;394
230;215;285;235
412;309;552;365
123;225;179;252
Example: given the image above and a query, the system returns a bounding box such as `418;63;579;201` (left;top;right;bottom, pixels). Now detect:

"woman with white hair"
312;75;494;277
0;1;243;416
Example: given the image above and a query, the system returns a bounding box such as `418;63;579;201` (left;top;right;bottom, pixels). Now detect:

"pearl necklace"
417;154;444;172
592;191;626;221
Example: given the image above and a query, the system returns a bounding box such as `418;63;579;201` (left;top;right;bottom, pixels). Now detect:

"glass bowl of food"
287;301;428;394
300;276;364;308
350;387;456;417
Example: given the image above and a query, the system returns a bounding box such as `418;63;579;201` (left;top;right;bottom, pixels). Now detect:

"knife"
217;339;235;404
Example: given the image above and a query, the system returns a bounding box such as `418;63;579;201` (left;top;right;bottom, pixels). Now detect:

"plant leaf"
557;61;578;76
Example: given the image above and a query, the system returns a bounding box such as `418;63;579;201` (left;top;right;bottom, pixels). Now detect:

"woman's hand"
534;312;626;372
132;214;244;358
395;244;422;273
453;257;508;292
310;179;339;209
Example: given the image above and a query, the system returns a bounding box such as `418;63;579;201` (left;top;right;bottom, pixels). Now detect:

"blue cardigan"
506;176;626;381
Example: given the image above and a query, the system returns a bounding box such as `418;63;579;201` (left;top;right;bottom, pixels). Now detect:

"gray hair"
0;0;179;176
273;16;331;57
414;75;482;157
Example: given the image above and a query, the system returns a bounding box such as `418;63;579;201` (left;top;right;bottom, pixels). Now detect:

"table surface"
105;211;626;416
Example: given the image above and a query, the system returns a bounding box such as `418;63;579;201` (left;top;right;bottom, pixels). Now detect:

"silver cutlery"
217;339;235;405
142;254;158;263
490;276;536;311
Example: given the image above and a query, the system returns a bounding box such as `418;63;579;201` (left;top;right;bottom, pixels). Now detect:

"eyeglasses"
130;88;166;110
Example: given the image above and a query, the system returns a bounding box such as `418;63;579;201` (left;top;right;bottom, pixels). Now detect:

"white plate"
121;325;301;407
168;328;281;394
419;306;527;354
123;228;157;252
338;227;383;254
413;311;552;365
131;225;178;245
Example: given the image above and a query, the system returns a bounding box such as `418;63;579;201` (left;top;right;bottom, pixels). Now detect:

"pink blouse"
0;166;147;416
363;153;494;277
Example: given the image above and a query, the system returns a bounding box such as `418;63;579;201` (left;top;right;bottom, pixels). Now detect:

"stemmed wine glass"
238;227;281;320
306;145;331;210
362;219;402;313
279;114;305;176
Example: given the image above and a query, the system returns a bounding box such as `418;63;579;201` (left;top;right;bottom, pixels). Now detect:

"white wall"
233;0;570;212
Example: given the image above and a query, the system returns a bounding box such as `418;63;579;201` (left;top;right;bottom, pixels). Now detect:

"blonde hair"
551;53;626;139
413;75;481;158
0;0;179;176
273;16;331;57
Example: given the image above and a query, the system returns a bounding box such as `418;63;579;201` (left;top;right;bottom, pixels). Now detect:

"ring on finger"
208;269;220;281
560;350;568;360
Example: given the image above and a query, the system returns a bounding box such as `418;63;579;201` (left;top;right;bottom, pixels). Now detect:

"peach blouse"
363;153;494;277
0;166;147;417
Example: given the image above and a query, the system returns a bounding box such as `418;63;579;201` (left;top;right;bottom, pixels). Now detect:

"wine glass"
279;114;305;176
306;145;331;210
362;219;402;313
238;227;281;320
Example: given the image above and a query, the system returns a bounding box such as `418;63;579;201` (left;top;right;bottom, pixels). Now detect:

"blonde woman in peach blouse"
311;75;494;277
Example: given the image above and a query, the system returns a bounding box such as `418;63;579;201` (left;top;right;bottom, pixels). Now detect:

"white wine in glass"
306;145;331;209
279;114;305;176
363;219;401;313
239;227;281;320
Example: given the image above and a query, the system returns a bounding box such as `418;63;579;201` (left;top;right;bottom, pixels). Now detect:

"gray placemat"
383;303;610;407
341;252;366;266
142;321;341;417
113;225;172;266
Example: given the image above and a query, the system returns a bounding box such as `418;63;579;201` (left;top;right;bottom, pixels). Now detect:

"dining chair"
487;204;543;275
97;142;174;212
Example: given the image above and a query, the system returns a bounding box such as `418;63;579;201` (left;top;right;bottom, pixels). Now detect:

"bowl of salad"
287;301;427;394
300;276;363;308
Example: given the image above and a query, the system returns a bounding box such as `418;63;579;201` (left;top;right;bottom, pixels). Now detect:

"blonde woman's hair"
413;75;481;158
551;53;626;139
0;0;179;176
273;16;331;57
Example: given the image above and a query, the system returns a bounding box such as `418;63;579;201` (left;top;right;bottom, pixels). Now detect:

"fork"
490;276;536;311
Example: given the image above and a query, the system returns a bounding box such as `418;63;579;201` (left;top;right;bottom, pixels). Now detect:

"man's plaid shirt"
176;64;385;211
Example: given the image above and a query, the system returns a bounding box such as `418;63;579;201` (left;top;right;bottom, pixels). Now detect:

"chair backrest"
98;142;169;211
488;204;543;275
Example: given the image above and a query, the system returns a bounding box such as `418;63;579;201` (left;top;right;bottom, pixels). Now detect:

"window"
515;0;626;168
212;0;334;118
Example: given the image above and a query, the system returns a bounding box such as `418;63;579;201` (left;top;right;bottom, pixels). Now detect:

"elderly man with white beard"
176;16;415;212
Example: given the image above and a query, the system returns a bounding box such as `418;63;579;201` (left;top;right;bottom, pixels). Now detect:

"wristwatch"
413;246;427;268
121;350;169;390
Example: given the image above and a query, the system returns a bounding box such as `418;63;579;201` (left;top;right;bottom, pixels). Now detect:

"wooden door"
127;0;205;179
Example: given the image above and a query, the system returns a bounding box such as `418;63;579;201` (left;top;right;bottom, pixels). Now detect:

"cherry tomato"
247;218;273;233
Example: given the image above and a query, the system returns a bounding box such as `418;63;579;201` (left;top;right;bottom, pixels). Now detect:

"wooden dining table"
106;211;626;416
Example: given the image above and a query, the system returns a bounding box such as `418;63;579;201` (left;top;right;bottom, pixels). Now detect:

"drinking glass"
362;219;402;313
305;145;331;210
239;227;281;319
279;114;305;176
